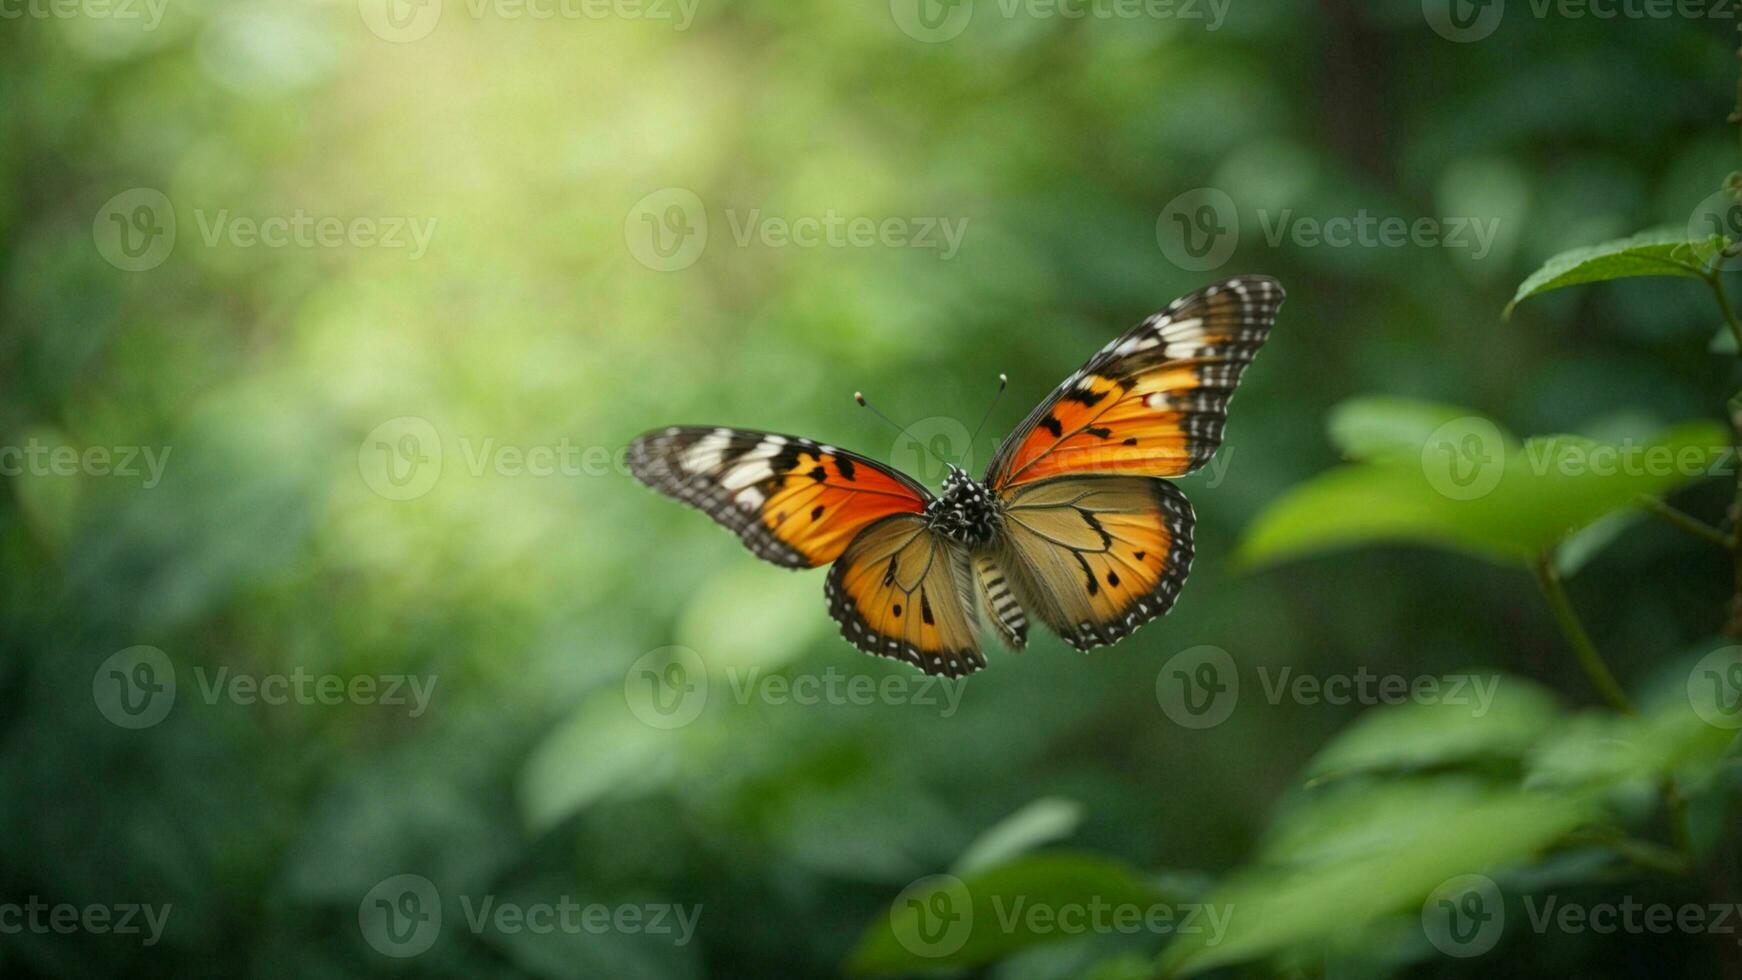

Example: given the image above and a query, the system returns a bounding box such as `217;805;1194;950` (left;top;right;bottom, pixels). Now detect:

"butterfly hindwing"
986;275;1284;488
628;426;929;569
825;514;985;677
991;476;1194;651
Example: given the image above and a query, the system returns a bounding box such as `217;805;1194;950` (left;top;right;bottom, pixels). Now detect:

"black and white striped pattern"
626;426;816;567
976;556;1028;651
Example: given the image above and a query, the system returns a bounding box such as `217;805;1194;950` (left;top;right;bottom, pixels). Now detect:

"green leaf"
1157;781;1597;977
954;796;1087;875
1326;397;1509;462
1304;675;1563;785
1506;228;1716;317
847;853;1182;975
1239;403;1727;569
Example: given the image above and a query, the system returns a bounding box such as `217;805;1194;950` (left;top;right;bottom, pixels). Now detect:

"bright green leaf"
1158;781;1597;977
1326;397;1511;462
1239;405;1727;569
1304;675;1563;785
1506;228;1716;317
954;796;1087;876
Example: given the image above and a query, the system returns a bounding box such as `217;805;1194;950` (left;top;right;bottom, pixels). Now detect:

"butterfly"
627;275;1284;677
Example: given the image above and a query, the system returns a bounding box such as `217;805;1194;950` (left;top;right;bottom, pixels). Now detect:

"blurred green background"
5;0;1742;977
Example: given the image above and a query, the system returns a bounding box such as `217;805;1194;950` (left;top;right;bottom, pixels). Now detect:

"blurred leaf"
1158;781;1597;976
1506;228;1714;317
1325;397;1508;462
1240;403;1727;569
847;853;1181;975
1304;675;1563;785
954;796;1087;875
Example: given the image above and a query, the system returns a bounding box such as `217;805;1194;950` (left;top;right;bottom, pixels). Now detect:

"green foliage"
1241;403;1727;568
1506;229;1720;316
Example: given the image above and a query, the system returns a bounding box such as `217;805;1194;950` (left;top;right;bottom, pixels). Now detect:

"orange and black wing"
991;476;1194;651
985;276;1284;490
824;514;984;677
627;427;929;569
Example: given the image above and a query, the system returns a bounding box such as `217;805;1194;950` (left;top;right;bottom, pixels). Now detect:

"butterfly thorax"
925;466;1003;549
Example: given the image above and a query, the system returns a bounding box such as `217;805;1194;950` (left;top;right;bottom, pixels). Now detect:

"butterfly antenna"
855;391;950;467
967;373;1008;449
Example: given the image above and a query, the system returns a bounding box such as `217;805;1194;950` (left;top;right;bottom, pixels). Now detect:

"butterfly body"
629;275;1285;677
925;466;1004;549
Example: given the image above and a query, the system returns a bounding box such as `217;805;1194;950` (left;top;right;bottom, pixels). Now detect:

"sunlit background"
5;1;1742;976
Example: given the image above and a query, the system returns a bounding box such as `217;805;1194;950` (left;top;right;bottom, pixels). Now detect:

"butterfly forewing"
627;426;929;568
986;275;1284;488
825;514;985;677
992;476;1194;651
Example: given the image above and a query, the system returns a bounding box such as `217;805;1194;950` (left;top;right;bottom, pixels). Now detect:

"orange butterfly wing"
986;276;1284;489
627;427;928;568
